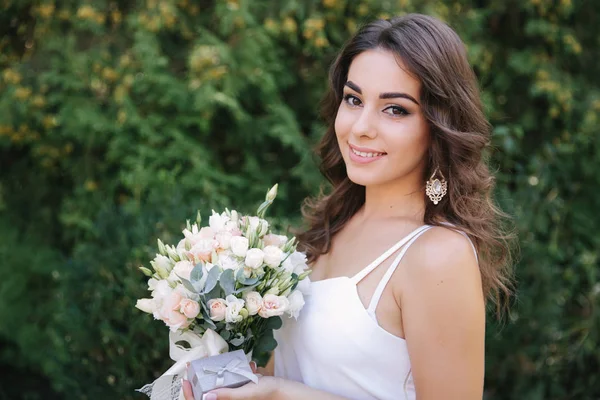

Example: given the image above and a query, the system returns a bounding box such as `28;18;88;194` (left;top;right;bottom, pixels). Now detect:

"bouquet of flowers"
136;185;310;400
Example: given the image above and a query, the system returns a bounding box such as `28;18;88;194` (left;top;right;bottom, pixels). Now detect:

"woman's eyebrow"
345;80;420;106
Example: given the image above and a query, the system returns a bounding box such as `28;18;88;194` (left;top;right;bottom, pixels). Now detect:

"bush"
0;0;598;398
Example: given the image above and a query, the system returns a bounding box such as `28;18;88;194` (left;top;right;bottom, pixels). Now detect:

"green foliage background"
0;0;598;399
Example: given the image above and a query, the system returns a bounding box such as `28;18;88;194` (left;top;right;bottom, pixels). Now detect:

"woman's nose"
351;107;377;139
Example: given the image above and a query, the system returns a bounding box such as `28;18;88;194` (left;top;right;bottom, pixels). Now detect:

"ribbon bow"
203;359;259;387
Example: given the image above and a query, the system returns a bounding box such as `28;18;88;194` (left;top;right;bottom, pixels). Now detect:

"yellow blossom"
323;0;337;8
77;5;96;20
32;95;46;107
3;69;21;84
112;10;122;24
43;116;58;129
314;36;329;48
264;18;278;32
38;4;55;18
358;4;369;16
282;17;297;33
118;110;127;124
102;68;118;82
85;180;98;191
0;125;11;136
14;87;32;100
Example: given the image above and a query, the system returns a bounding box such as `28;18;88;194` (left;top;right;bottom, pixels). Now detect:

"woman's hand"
182;361;282;400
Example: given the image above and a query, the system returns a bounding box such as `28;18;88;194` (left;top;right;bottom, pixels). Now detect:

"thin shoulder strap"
366;226;433;319
350;225;430;285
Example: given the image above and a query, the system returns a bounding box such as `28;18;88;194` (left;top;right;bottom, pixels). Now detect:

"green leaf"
220;268;236;296
203;266;222;294
264;316;282;330
220;330;231;341
190;264;204;284
254;334;278;354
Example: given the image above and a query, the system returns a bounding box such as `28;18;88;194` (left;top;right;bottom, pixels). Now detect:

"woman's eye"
343;94;362;107
384;105;409;116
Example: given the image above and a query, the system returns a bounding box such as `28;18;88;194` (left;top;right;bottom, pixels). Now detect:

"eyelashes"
342;93;410;117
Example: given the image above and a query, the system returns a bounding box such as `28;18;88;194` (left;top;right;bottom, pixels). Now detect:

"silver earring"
426;167;447;205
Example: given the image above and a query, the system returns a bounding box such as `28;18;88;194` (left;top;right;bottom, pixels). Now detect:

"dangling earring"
426;167;447;205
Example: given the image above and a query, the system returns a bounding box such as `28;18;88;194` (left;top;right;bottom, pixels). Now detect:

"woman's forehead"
346;49;421;98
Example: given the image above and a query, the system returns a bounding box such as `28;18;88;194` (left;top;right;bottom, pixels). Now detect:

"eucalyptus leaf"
203;266;222;294
190;264;204;284
230;336;245;346
220;268;236;296
220;330;231;341
178;275;197;293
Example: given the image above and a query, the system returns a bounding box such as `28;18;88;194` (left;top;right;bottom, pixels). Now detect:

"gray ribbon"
202;359;259;387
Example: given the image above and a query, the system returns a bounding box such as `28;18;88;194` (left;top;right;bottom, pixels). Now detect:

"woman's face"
335;49;430;189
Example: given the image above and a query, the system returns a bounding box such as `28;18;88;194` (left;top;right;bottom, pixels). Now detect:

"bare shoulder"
401;225;480;284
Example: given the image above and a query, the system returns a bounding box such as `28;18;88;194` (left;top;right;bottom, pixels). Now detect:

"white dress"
274;225;435;400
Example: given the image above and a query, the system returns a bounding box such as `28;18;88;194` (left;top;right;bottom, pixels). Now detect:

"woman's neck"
359;177;426;223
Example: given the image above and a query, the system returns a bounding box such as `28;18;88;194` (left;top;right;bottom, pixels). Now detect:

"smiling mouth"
350;147;386;158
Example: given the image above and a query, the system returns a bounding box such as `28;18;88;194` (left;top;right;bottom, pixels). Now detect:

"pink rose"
258;294;290;318
163;309;190;331
207;298;227;321
179;298;201;319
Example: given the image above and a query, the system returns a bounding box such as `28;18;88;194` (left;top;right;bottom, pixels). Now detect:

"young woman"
184;13;513;400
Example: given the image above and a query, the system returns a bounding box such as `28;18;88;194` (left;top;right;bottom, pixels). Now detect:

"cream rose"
172;260;195;281
244;248;264;269
209;211;230;232
259;294;289;318
207;298;227;321
263;245;284;268
243;291;263;316
230;236;249;257
179;298;201;319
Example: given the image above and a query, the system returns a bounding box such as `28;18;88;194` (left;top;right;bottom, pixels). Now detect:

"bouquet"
135;185;311;399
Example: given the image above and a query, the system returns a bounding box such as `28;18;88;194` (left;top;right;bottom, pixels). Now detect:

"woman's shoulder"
401;224;481;285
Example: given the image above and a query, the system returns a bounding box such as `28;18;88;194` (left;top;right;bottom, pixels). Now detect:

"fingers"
182;378;195;400
249;361;257;374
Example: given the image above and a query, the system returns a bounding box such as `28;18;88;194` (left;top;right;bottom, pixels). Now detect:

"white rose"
215;231;232;250
286;290;305;320
282;251;308;274
219;254;241;271
230;236;249;257
135;298;155;314
225;295;245;323
245;248;264;269
259;294;289;318
263;245;284;268
243;291;263;316
209;211;230;232
172;260;195;281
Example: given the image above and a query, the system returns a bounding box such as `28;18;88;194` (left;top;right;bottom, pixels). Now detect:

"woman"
184;13;513;400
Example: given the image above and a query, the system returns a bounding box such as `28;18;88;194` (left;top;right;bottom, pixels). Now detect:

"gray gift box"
187;350;257;400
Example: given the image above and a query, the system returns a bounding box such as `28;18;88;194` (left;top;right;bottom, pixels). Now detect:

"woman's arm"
183;353;348;400
400;227;485;400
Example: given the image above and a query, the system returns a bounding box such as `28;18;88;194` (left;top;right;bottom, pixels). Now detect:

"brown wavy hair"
298;14;515;312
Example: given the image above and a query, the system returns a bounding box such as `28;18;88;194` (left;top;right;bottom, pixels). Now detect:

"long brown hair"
298;14;515;311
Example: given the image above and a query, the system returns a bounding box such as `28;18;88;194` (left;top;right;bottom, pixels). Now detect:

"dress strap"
349;225;430;285
366;226;433;319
